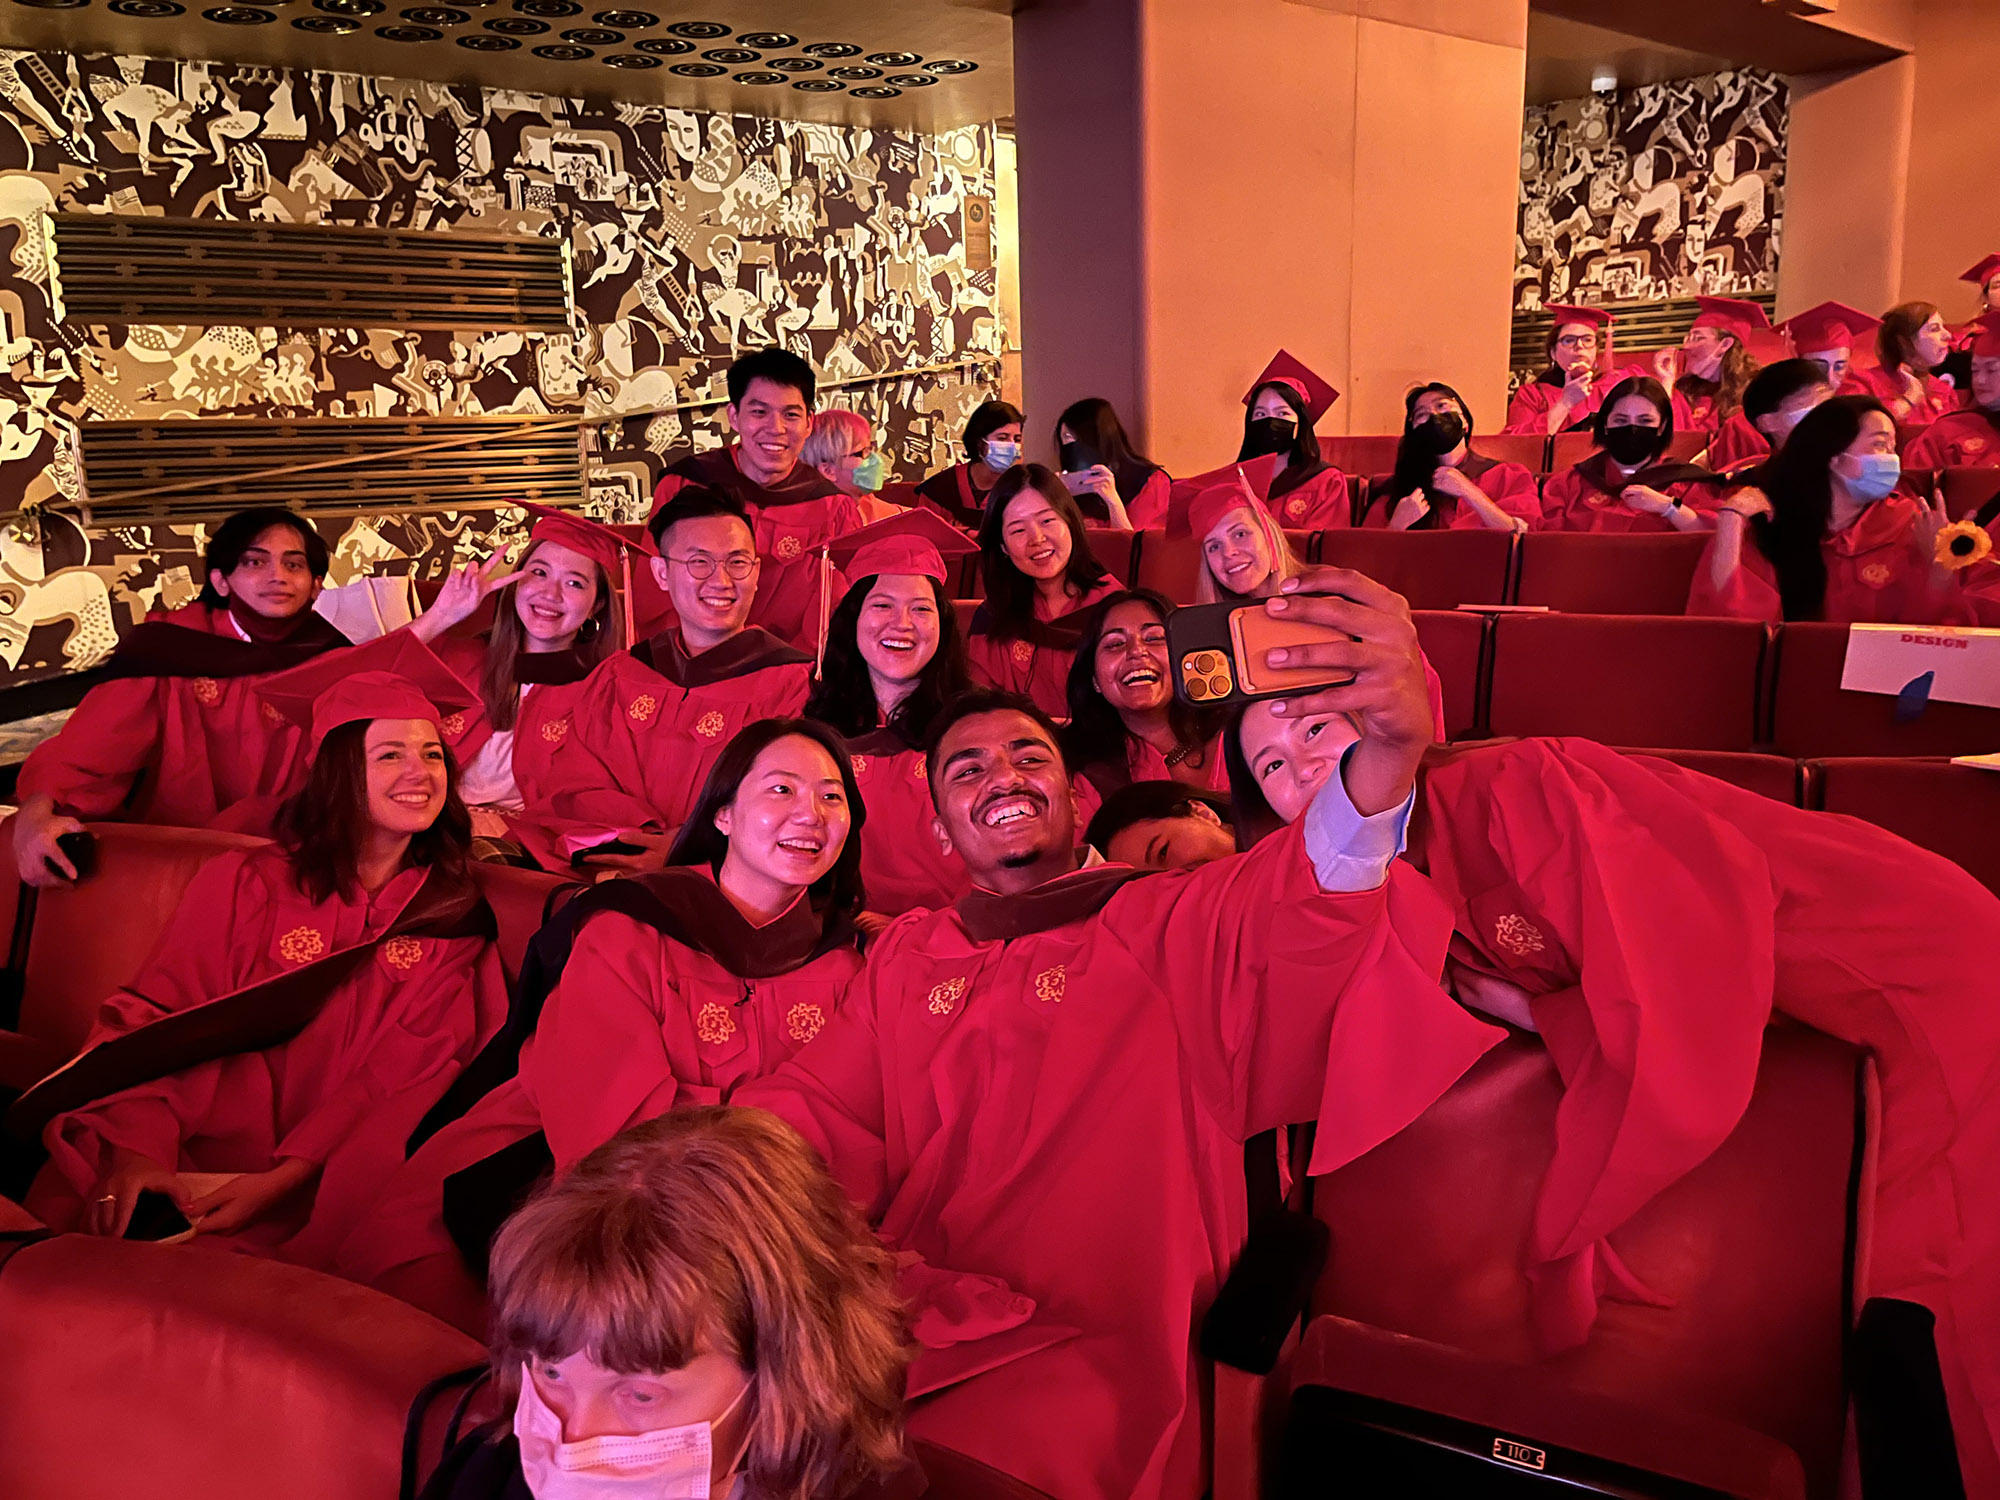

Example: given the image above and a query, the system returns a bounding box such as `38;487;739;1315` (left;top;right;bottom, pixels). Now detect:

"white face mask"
513;1365;752;1500
981;439;1021;470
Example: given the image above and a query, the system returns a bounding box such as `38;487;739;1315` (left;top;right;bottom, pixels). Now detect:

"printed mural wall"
0;48;1002;687
1514;68;1788;313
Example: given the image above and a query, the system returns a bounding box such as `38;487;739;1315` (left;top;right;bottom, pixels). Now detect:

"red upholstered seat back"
1939;466;2000;520
1130;528;1316;606
1475;433;1550;473
0;1235;484;1500
1486;613;1767;749
1548;430;1707;472
16;823;268;1060
1512;531;1710;615
1318;434;1403;476
1616;747;1802;803
1809;756;2000;895
1767;622;2000;757
1311;1027;1865;1498
1412;610;1488;741
469;862;573;990
1316;528;1515;611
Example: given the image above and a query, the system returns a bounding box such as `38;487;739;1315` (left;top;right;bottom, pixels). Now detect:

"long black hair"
664;716;867;924
805;574;972;747
1590;374;1676;450
1236;380;1325;477
976;465;1111;636
199;507;329;607
1384;383;1475;529
1751;394;1890;622
276;719;473;904
1054;397;1161;511
1061;589;1224;776
963;399;1023;466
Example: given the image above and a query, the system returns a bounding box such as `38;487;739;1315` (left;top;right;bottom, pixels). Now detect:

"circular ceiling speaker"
109;0;185;15
631;35;688;53
603;51;660;67
733;71;784;85
885;73;937;87
801;41;859;58
484;15;546;32
513;0;577;13
827;65;879;80
315;0;382;13
663;18;725;37
456;29;516;46
532;41;589;57
402;4;463;19
700;47;756;62
848;86;901;99
561;24;616;41
589;6;649;23
765;56;819;71
11;0;89;9
734;30;793;47
204;6;277;20
667;60;723;75
791;79;842;92
376;21;439;37
924;58;976;74
865;51;920;67
294;12;360;28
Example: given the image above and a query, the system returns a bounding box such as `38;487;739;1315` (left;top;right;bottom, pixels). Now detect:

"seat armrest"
1851;1298;1967;1499
1200;1209;1329;1375
0;1029;67;1093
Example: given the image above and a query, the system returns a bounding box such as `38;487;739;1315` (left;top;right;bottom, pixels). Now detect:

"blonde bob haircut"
1193;500;1307;604
801;408;876;472
487;1106;911;1500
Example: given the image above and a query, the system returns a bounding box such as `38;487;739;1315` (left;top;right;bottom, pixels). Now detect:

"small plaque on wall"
965;194;995;272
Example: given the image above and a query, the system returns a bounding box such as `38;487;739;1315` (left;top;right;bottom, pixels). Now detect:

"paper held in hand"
1840;624;2000;710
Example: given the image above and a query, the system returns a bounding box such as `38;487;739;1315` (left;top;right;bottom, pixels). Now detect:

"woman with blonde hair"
420;1105;914;1500
803;409;908;520
1186;468;1307;602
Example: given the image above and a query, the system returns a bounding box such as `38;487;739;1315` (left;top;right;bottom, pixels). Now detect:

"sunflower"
1935;519;1994;570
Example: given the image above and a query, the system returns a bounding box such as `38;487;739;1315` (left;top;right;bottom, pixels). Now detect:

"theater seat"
468;863;572;991
1318;435;1403;476
0;823;268;1088
1809;756;2000;894
1475;433;1550;473
1486;614;1767;750
1315;528;1515;611
0;1234;483;1500
1513;532;1711;615
1616;748;1802;803
1082;527;1138;586
1131;528;1317;605
1548;430;1707;474
1309;1026;1867;1498
1412;611;1487;741
1939;466;2000;521
1766;622;2000;757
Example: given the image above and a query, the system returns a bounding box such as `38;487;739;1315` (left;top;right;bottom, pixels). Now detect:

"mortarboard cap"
1243;351;1339;427
1165;453;1286;539
824;506;977;586
258;631;479;758
515;501;647;575
1543;305;1616;374
1780;301;1880;357
1968;315;2000;360
1690;296;1773;343
1961;254;2000;291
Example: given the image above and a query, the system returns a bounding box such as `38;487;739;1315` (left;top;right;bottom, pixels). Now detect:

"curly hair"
487;1107;911;1500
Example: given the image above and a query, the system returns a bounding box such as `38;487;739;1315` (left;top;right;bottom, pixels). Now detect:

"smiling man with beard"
736;568;1503;1500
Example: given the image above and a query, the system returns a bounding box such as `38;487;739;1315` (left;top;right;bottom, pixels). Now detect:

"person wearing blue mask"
803;409;911;520
1691;394;1967;624
916;398;1024;531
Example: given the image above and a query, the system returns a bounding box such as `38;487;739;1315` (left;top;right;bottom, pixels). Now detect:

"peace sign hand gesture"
412;551;520;642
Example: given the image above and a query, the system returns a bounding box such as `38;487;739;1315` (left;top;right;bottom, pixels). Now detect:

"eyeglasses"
667;553;756;581
1554;334;1599;349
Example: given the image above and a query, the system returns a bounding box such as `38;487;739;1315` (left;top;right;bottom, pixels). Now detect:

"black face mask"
1241;416;1296;460
1410;412;1466;455
1601;424;1664;467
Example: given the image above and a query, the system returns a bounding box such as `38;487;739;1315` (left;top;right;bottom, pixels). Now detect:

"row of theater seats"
0;819;1884;1498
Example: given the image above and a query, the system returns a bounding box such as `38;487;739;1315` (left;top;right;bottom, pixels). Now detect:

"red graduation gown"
336;875;860;1296
1361;455;1541;530
637;447;863;651
534;629;812;856
737;836;1502;1500
1904;408;2000;469
1266;464;1353;530
1687;493;1969;624
1539;456;1711;534
915;463;991;532
1122;469;1173;530
1704;412;1769;471
1502;366;1646;435
36;846;506;1271
1413;738;2000;1490
964;581;1122;721
1848;364;1962;427
15;603;346;834
846;731;972;916
1668;385;1726;435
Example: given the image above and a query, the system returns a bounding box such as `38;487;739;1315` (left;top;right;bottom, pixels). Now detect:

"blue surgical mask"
850;451;888;493
1841;452;1901;502
982;439;1021;470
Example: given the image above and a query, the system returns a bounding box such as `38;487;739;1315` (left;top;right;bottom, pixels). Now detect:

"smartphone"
125;1189;193;1242
1059;439;1102;475
48;829;97;883
1166;597;1357;707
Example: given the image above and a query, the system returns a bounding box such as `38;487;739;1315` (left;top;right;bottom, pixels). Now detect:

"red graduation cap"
1961;254;2000;291
824;506;977;586
513;500;646;647
1543;305;1616;374
1243;351;1339;427
1968;315;2000;359
258;631;479;758
1164;453;1286;539
1690;296;1773;343
1780;301;1881;357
